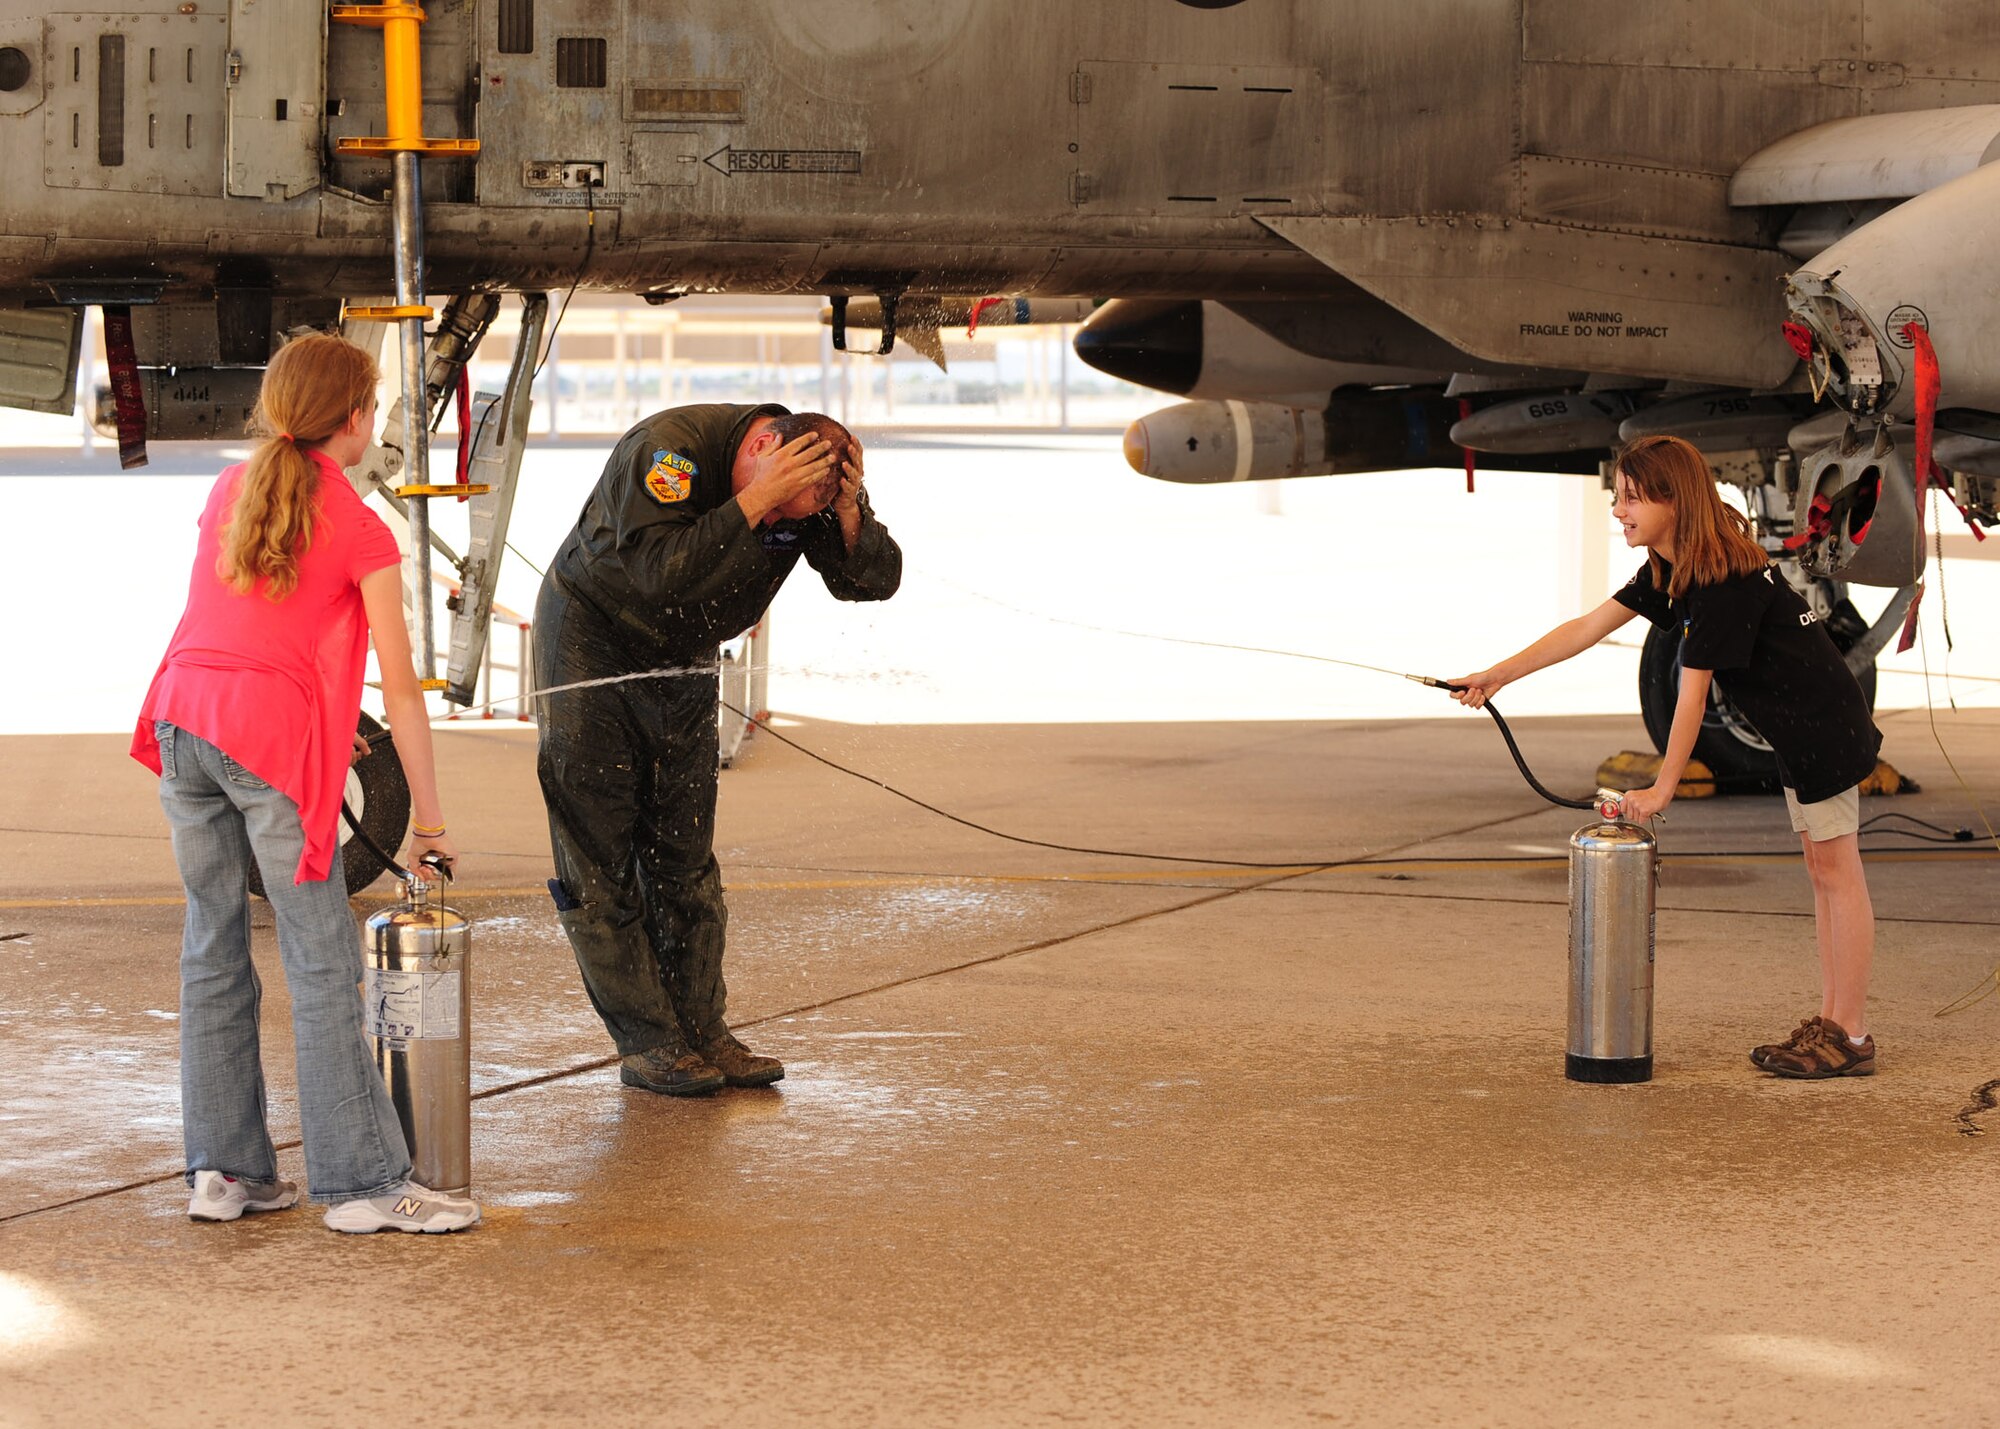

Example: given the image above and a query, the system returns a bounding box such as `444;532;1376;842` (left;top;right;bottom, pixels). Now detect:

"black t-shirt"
547;403;901;661
1613;559;1880;802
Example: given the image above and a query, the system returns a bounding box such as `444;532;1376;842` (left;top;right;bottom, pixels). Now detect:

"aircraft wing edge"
1256;216;1796;391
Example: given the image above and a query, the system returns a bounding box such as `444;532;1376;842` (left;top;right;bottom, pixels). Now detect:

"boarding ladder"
330;0;481;687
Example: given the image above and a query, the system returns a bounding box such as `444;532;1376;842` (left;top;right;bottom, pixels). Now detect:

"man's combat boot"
693;1028;785;1087
619;1041;726;1096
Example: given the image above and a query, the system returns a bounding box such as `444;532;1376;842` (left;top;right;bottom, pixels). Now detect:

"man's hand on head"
832;452;866;550
737;431;836;527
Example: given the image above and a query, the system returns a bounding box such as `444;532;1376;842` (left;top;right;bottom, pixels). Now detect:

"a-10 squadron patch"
644;448;698;504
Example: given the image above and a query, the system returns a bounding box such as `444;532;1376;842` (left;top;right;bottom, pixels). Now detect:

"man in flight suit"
534;405;901;1094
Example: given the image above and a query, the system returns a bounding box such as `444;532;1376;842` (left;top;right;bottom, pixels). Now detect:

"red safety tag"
1901;321;1989;542
966;297;1005;338
1895;582;1925;654
454;368;472;500
1458;397;1475;494
101;304;149;470
1904;320;1942;559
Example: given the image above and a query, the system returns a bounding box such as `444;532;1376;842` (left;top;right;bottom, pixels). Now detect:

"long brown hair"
216;333;378;600
1613;435;1768;598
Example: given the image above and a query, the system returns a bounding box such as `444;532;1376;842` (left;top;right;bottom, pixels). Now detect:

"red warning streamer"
454;368;473;500
101;304;149;470
966;296;1005;338
1904;319;1987;545
1458;397;1475;494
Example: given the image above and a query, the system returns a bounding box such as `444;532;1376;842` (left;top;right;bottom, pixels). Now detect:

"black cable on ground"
1859;811;1976;842
717;699;1348;868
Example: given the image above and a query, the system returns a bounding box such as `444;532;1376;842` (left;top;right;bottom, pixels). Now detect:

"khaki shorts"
1783;784;1861;841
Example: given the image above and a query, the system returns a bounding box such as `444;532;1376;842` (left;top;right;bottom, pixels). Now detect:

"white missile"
1126;399;1333;483
1124;395;1601;484
1448;391;1636;453
1617;392;1815;452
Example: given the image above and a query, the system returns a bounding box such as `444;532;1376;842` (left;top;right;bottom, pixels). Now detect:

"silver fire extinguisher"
1566;790;1657;1084
363;857;472;1193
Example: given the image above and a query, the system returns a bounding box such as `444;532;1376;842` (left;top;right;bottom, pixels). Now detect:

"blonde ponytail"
217;333;378;600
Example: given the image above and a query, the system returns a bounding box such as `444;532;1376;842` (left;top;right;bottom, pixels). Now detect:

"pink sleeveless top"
132;450;401;885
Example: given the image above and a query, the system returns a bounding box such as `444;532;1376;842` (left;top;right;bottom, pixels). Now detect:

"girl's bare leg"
1802;832;1874;1037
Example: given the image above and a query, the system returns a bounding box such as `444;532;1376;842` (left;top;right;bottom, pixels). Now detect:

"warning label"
364;967;462;1041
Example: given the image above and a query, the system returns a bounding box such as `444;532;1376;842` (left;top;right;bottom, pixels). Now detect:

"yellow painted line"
3;849;1987;911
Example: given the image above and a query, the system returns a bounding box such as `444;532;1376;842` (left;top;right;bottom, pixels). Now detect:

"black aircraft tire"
1638;623;1875;795
247;711;409;900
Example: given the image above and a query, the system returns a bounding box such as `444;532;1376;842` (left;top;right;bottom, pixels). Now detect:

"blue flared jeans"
154;721;410;1203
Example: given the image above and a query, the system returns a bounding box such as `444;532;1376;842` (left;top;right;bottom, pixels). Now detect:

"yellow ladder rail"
329;4;480;157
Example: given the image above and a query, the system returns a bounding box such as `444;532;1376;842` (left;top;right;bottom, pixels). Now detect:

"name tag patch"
644;449;697;504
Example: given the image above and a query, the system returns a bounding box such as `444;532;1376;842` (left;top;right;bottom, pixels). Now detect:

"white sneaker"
187;1169;300;1222
322;1181;482;1235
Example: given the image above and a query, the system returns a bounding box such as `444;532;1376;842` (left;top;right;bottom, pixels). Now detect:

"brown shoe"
1762;1017;1876;1079
693;1029;785;1087
1750;1015;1824;1070
619;1044;726;1096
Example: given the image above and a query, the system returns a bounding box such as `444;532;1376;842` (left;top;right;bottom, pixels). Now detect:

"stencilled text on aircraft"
1520;311;1670;340
703;146;864;177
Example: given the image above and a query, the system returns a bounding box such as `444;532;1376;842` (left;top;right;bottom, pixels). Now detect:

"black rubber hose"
1430;682;1596;811
341;798;411;881
1473;702;1596;810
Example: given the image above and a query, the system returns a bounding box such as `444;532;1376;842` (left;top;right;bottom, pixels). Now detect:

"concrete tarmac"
2;707;1997;1427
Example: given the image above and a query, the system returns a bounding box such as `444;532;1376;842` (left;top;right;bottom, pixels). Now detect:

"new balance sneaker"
323;1181;482;1234
187;1170;300;1222
1750;1015;1824;1070
692;1028;785;1088
1761;1017;1877;1079
619;1043;726;1096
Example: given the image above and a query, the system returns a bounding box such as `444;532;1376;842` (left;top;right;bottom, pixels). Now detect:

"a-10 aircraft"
3;0;1997;847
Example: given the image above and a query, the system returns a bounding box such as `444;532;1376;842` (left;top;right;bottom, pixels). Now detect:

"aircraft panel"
42;11;227;196
1518;155;1768;245
1522;61;1855;176
1862;0;2000;80
1861;76;2000;115
1074;61;1323;218
1320;1;1522;215
223;0;322;202
1523;1;1857;72
1069;3;1304;62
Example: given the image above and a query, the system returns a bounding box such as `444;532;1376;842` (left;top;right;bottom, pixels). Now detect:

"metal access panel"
1074;60;1322;217
0;307;83;414
43;12;228;195
226;0;325;201
629;128;703;186
477;0;626;207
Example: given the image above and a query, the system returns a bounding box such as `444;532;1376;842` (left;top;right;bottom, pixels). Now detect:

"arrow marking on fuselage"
703;146;863;177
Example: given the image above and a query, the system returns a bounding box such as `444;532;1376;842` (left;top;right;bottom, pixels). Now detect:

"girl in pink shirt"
135;334;478;1233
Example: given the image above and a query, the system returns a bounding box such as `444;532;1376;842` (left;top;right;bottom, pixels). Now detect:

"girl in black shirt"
1451;435;1881;1079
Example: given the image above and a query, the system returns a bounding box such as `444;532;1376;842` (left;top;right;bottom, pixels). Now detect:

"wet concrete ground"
2;708;1997;1426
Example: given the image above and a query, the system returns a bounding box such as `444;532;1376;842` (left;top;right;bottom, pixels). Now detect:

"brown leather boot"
619;1043;725;1096
693;1028;785;1087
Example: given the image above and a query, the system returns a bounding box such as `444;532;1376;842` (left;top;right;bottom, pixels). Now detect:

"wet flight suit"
534;403;901;1064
